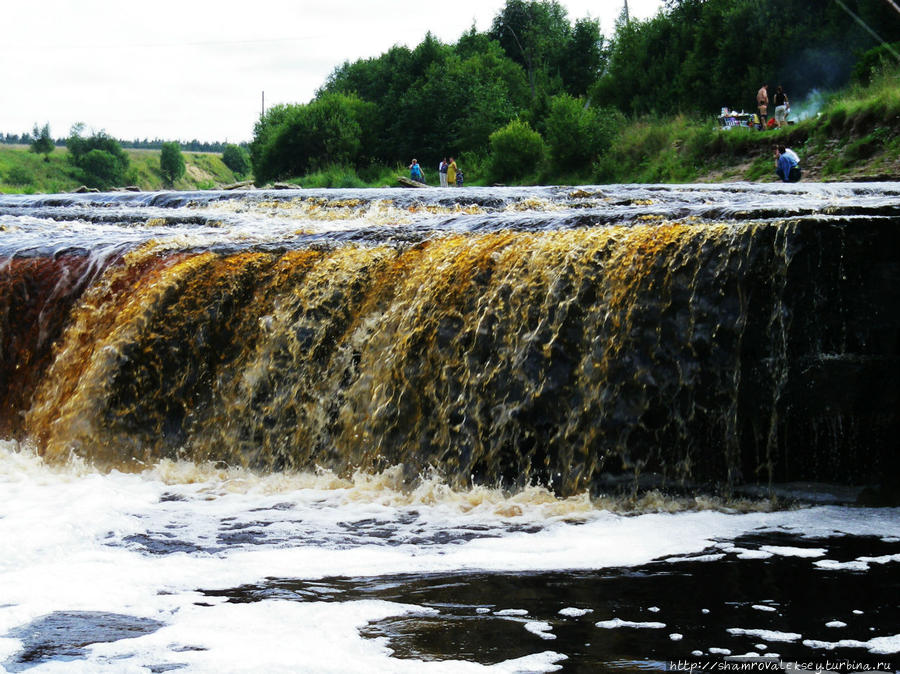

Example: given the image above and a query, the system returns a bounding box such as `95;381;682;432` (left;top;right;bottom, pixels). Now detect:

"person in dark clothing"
773;86;789;128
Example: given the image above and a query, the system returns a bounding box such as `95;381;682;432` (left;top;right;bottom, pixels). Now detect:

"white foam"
814;559;870;571
826;620;847;628
802;635;900;655
495;609;529;617
751;605;777;612
663;553;726;563
726;628;801;642
857;553;900;564
670;633;683;641
709;647;731;655
558;608;592;618
2;444;899;670
725;547;774;560
595;618;666;629
647;606;661;613
525;621;556;640
759;545;827;558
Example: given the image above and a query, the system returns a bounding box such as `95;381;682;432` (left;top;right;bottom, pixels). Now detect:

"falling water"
0;184;898;672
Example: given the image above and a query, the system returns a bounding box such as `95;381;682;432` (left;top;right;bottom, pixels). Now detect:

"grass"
3;67;898;194
0;145;244;193
592;65;900;184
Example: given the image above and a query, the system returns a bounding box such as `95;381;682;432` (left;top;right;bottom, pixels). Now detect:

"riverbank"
0;145;243;194
2;69;897;193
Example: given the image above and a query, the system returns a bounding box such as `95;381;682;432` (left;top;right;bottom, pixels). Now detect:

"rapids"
1;184;899;672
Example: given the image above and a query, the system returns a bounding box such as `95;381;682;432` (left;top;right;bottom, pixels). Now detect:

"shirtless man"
757;83;769;129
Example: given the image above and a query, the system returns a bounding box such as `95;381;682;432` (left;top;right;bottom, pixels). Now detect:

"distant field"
0;144;246;194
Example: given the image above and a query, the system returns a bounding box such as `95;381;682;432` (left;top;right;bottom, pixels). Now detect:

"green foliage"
29;123;54;161
852;42;900;86
317;2;601;171
298;164;367;188
0;144;242;193
250;93;375;184
487;119;546;182
5;165;34;185
543;94;622;171
597;0;900;118
79;150;122;189
222;144;251;176
66;124;131;189
489;0;600;99
159;142;185;185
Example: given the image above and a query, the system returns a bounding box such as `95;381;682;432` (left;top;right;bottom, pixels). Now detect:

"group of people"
409;158;464;186
756;83;790;130
758;83;802;182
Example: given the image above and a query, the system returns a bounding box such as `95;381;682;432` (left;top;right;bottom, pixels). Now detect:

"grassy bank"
593;66;900;185
0;146;245;194
3;68;897;194
325;66;900;187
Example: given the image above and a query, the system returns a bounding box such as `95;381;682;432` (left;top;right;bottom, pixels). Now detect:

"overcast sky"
1;1;664;144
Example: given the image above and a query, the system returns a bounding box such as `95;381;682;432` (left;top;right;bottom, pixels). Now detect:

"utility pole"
624;0;630;24
261;91;265;117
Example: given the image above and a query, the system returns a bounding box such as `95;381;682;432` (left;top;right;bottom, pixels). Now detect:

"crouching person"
775;145;801;182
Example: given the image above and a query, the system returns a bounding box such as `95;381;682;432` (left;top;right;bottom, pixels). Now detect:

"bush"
80;150;122;189
296;164;366;188
852;42;900;86
486;119;546;183
544;94;622;172
222;144;251;176
5;166;34;185
160;142;185;185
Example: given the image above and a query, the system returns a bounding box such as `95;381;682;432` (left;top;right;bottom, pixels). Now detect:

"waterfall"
2;184;898;495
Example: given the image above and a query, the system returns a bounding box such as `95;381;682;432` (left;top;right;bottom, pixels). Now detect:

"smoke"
790;88;828;122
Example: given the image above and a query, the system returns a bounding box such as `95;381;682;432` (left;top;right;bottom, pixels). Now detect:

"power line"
0;36;314;52
834;0;900;61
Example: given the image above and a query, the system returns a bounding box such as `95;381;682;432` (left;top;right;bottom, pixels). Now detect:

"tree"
29;123;54;161
160;142;185;185
489;0;573;99
250;93;375;183
66;124;131;189
222;144;251;176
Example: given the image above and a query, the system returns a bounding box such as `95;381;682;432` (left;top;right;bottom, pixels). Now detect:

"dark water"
203;531;900;671
1;185;899;672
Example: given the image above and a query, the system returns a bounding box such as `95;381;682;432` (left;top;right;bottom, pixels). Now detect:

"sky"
1;1;664;144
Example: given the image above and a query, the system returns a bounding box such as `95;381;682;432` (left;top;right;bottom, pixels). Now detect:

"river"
0;184;898;672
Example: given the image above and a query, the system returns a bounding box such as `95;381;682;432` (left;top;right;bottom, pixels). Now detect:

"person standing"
774;145;801;182
447;157;457;187
756;83;769;129
439;158;448;187
773;86;789;128
409;159;425;184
